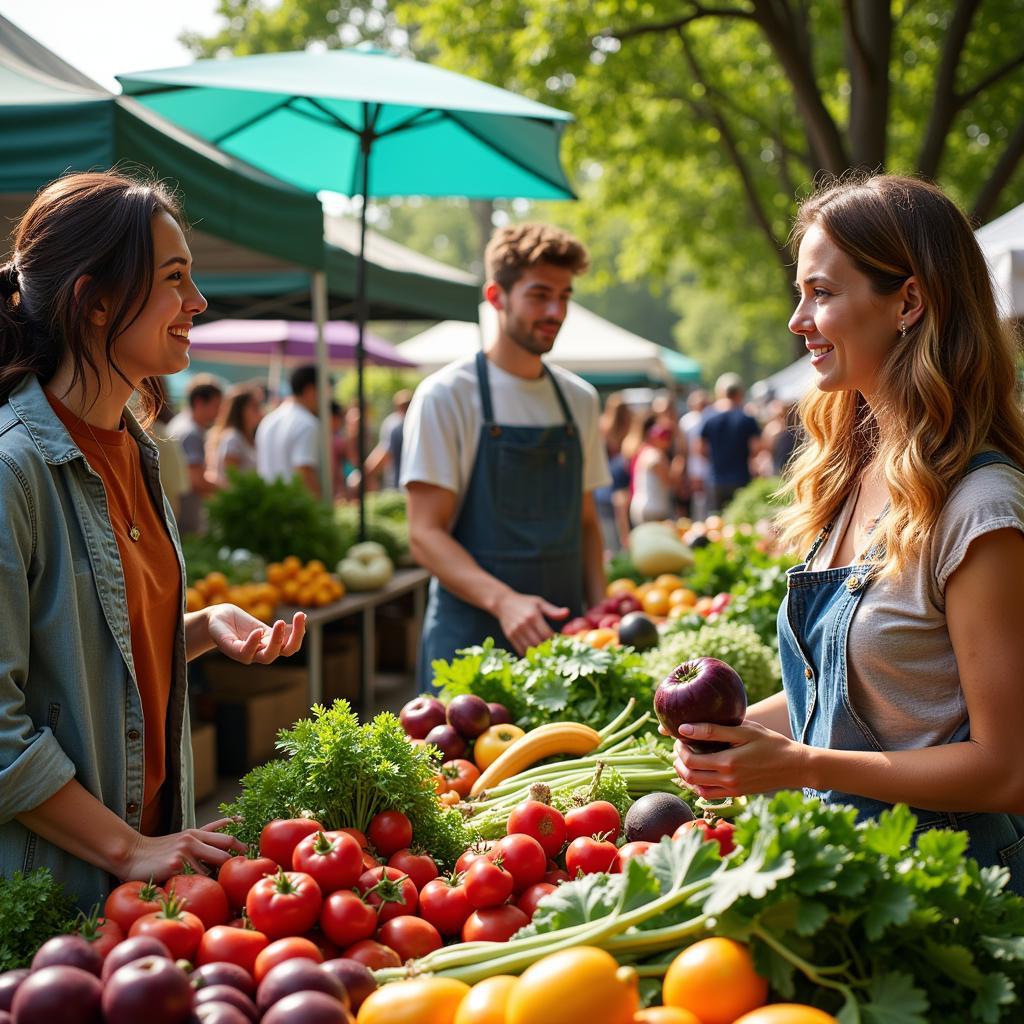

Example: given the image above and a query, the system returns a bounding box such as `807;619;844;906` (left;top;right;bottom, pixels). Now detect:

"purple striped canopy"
187;319;418;368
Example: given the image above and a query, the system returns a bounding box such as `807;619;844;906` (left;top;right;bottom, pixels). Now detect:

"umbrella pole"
355;129;371;542
312;270;333;503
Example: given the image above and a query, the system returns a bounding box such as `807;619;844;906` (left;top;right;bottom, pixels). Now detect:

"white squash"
336;541;394;591
629;522;695;576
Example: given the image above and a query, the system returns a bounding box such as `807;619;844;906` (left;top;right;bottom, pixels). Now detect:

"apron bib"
417;351;584;689
778;450;1024;891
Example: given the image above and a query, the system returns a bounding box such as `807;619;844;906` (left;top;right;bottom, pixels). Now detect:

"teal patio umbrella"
118;49;575;529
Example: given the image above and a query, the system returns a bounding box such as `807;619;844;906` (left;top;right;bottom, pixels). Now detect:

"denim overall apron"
417;351;584;690
778;450;1024;892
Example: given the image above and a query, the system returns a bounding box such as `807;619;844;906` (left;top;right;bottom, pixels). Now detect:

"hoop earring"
899;321;907;338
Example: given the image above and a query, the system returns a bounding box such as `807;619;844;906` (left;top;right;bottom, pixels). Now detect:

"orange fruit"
654;574;683;591
266;563;285;585
668;587;697;609
634;1009;702;1024
281;580;300;603
733;1007;838;1024
584;628;618;649
641;588;671;617
662;938;768;1024
204;571;229;595
282;555;302;575
606;578;638;597
454;975;519;1024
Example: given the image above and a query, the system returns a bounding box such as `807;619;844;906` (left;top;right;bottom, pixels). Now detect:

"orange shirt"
47;393;182;836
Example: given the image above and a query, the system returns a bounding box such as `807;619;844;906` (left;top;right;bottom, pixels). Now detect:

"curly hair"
484;222;589;291
776;173;1024;576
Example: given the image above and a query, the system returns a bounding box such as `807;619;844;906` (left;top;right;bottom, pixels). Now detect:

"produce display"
9;503;1024;1023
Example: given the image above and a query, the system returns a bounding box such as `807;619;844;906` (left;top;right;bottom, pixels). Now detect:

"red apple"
399;696;447;739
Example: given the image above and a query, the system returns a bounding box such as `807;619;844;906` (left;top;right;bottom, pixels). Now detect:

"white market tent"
397;301;673;385
976;200;1024;319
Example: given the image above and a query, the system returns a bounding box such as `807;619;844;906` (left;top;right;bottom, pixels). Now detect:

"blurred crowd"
150;363;409;534
594;371;799;554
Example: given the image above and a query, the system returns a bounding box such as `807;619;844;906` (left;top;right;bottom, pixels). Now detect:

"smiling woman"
0;170;306;911
671;174;1024;894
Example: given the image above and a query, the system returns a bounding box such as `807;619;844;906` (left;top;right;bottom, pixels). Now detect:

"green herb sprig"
221;701;476;868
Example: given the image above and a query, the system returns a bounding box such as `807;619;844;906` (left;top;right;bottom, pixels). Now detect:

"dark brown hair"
485;222;589;291
0;169;184;419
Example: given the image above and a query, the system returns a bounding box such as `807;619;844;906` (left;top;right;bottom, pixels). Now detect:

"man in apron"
402;224;611;690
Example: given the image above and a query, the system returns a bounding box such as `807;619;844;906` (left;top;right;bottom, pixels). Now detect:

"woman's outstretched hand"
119;818;246;880
206;605;307;664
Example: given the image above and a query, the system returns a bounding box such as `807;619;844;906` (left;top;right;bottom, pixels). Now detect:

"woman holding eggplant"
670;174;1024;889
0;171;305;909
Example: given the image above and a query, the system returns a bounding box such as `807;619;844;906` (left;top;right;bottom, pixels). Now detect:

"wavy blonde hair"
776;174;1024;575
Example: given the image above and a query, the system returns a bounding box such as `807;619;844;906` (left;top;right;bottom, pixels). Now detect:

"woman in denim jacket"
670;175;1024;889
0;171;305;909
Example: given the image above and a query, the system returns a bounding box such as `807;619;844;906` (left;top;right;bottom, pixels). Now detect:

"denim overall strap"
777;450;1024;891
417;354;584;689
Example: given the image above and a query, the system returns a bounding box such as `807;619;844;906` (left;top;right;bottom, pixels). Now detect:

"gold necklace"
82;418;142;543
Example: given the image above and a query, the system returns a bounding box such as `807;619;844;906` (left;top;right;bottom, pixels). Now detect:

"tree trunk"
843;0;892;169
753;0;850;173
972;114;1024;225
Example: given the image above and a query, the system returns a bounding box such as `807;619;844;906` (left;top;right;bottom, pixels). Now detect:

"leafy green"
334;503;409;564
550;764;634;823
605;550;646;585
684;534;796;599
206;471;345;565
0;868;77;971
221;701;476;868
642;621;781;706
434;636;657;732
722;477;790;526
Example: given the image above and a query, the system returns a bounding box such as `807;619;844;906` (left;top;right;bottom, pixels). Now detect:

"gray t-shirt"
809;460;1024;749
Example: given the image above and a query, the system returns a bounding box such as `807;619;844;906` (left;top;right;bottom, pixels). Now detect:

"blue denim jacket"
0;375;194;911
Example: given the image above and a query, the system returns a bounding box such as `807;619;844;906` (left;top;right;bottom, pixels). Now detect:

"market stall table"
280;566;430;715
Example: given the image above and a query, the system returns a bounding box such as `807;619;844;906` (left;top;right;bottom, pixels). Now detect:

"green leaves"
222;700;476;868
0;868;77;972
436;635;657;732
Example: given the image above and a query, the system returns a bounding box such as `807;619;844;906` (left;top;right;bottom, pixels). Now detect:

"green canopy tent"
119;47;574;534
0;19;480;495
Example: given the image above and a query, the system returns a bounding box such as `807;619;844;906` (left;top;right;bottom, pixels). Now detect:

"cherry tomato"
319;889;378;948
492;834;547;892
343;939;401;970
418;875;473;938
104;880;167;933
245;869;323;940
507;799;567;859
356;866;418;923
217;853;279;914
464;858;514;909
252;935;322;984
441;759;481;799
516;882;557;919
292;830;364;894
196;924;269;974
76;910;123;962
565;801;622;843
339;827;370;850
455;842;494;874
431;773;449;796
387;848;439;891
543;861;571;886
439;791;461;807
367;810;413;857
615;841;653;872
128;894;204;961
676;818;737;856
259;817;324;868
462;906;529;943
566;836;619;876
377;916;443;961
165;871;231;930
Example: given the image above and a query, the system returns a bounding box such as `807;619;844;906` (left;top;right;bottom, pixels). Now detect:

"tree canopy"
184;0;1024;381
